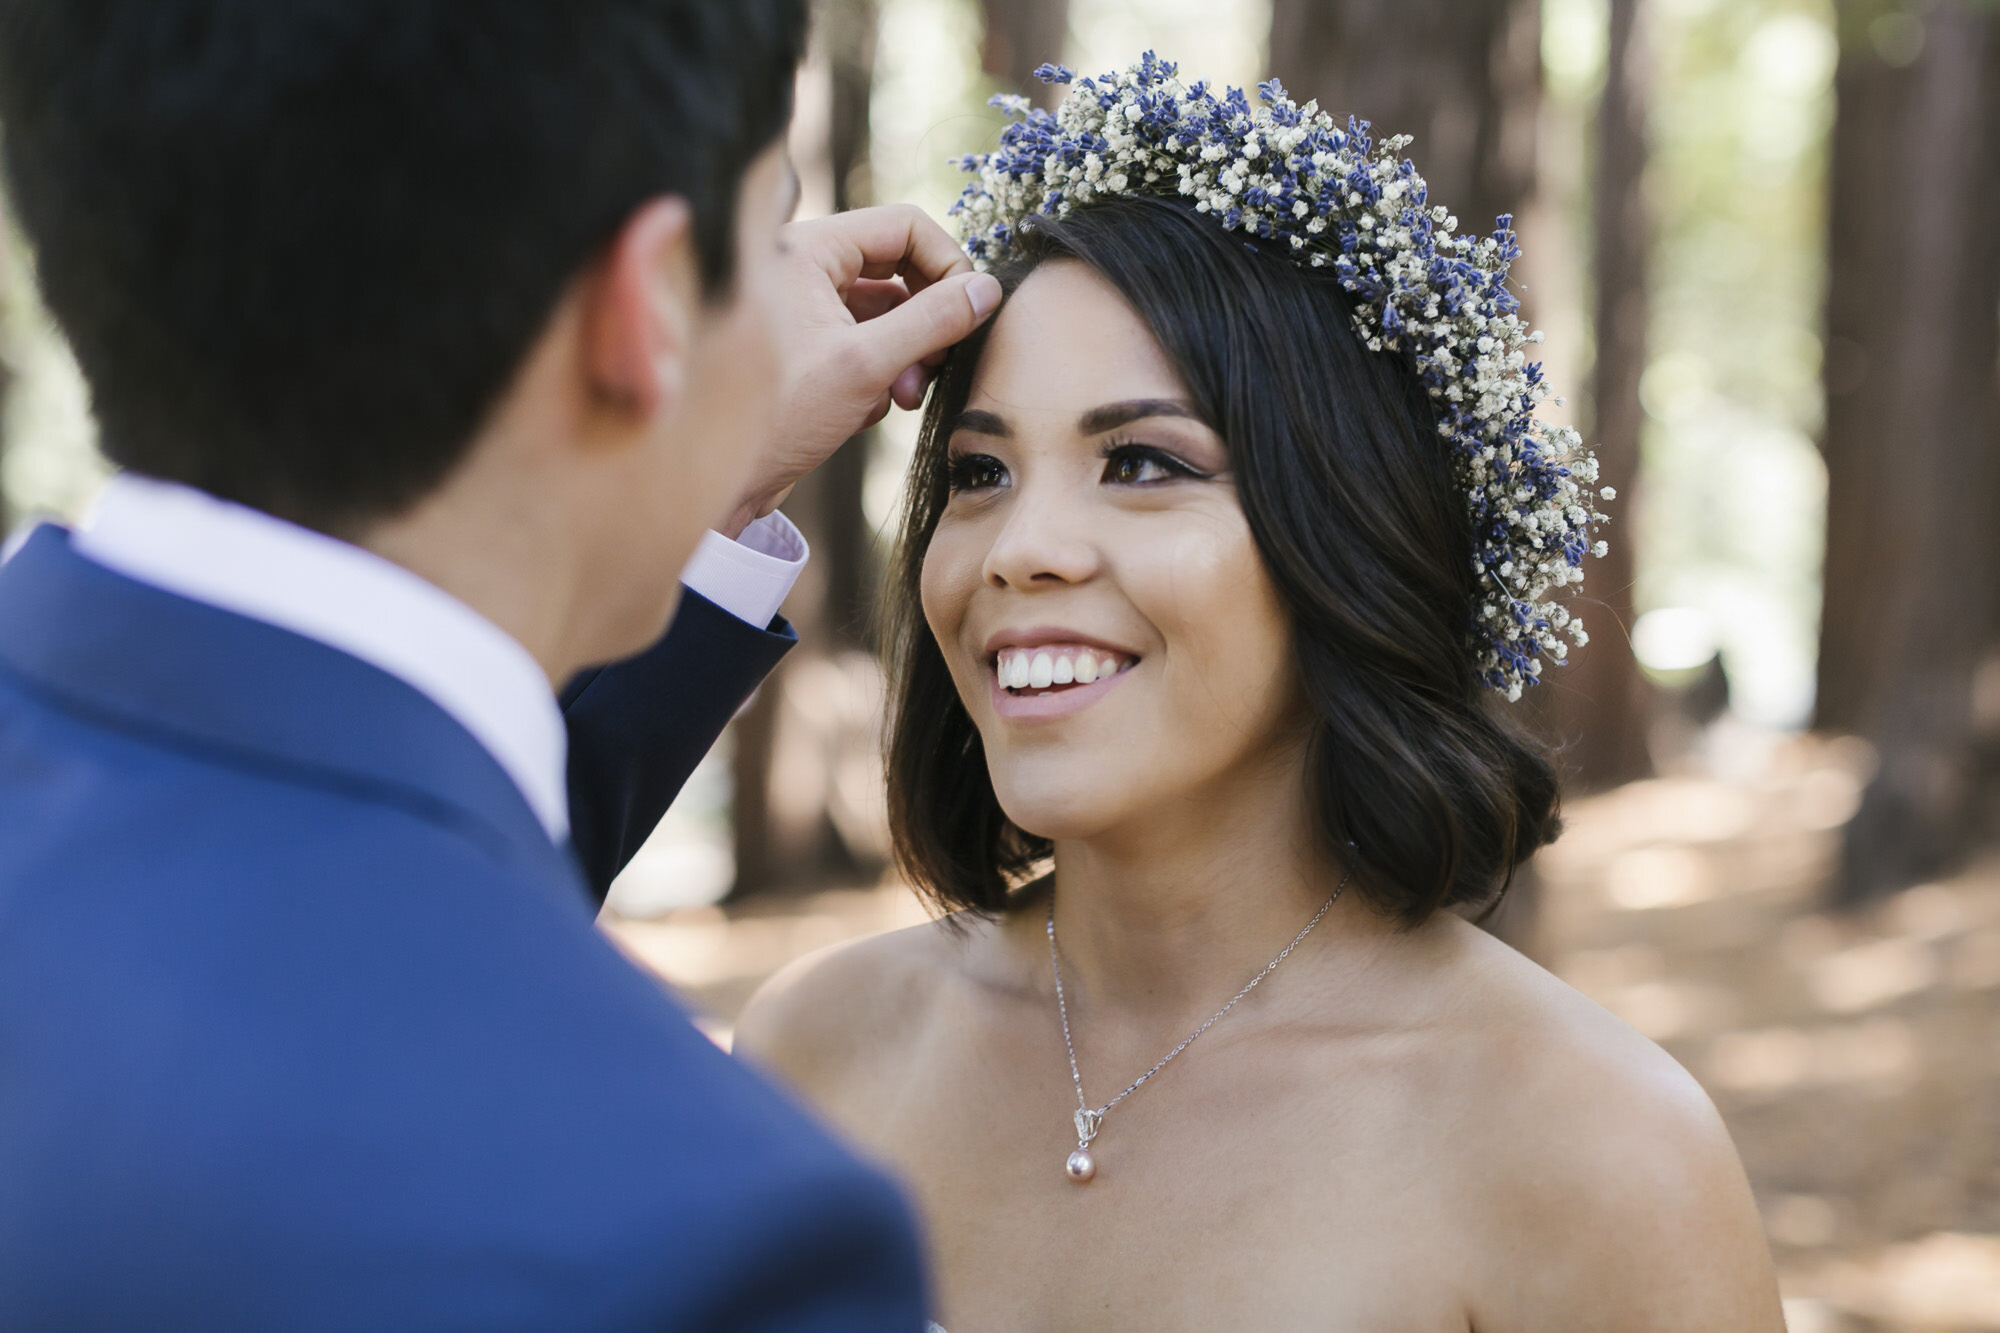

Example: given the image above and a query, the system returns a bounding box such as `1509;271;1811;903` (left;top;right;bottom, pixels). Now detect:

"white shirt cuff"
679;510;809;630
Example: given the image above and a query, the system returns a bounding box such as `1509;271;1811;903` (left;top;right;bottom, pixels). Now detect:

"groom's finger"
890;364;928;410
848;270;1002;388
849;204;968;285
845;277;911;324
864;389;894;430
788;204;973;291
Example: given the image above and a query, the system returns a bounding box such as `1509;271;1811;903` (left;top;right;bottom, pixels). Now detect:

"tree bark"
1817;0;2000;904
1816;11;1913;736
731;0;882;897
789;0;880;653
979;0;1070;107
1268;0;1541;244
1537;0;1652;791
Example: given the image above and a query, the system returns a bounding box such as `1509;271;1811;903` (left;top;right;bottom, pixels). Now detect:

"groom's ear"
581;196;700;426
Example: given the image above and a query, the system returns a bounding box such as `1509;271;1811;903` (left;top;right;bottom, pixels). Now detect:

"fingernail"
966;272;1003;320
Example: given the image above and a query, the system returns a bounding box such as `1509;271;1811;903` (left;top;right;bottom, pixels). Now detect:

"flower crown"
950;54;1610;700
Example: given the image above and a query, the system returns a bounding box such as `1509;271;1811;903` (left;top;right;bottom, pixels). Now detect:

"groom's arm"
560;514;805;901
562;205;998;901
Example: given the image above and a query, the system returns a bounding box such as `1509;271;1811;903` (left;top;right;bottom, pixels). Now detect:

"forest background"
1;0;1997;1325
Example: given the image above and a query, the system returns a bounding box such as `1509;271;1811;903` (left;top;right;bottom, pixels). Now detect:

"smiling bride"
736;57;1785;1331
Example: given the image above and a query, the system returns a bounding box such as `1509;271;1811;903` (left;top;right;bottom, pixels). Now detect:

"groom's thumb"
853;272;1002;386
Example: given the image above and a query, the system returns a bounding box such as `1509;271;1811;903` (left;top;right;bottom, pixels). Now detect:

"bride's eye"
1101;441;1206;486
947;451;1009;493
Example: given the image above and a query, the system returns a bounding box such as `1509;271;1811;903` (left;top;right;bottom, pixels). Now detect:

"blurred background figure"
3;0;1995;1325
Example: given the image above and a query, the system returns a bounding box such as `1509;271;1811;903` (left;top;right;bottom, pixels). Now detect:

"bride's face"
921;260;1307;842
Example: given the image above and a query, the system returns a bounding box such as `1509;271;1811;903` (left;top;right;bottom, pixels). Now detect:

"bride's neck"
1045;753;1370;1015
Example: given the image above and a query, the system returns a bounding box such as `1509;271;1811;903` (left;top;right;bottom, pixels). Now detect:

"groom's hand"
721;204;1003;537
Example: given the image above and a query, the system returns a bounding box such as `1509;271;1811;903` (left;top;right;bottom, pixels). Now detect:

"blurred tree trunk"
1268;0;1541;245
1539;0;1652;792
792;0;879;654
1817;0;2000;905
732;0;881;897
979;0;1070;107
1817;9;1913;737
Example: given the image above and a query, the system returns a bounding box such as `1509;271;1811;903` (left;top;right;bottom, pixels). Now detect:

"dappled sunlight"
1951;928;2000;992
1606;844;1720;910
1789;1233;2000;1329
1807;938;1939;1016
1603;977;1738;1041
1768;1194;1842;1249
1530;731;2000;1325
603;881;930;1024
1706;1019;1917;1096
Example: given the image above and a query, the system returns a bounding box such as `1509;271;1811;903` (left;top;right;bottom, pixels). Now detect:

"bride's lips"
982;628;1141;721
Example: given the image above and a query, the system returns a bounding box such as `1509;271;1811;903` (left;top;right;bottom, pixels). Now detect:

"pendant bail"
1073;1107;1101;1147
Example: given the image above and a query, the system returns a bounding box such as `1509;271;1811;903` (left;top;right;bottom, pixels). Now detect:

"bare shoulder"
733;910;992;1101
1434;916;1718;1127
1428;918;1785;1330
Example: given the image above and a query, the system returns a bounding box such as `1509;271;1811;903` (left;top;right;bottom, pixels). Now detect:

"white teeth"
996;644;1134;691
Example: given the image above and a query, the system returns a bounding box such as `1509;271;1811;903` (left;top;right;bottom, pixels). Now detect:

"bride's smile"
985;634;1138;718
923;258;1308;847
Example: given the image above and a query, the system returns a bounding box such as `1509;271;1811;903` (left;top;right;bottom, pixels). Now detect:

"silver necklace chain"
1046;872;1348;1172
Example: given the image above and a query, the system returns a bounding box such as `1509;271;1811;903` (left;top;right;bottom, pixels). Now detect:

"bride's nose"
980;476;1100;590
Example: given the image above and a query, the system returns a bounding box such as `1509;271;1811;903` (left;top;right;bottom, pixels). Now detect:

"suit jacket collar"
0;525;578;890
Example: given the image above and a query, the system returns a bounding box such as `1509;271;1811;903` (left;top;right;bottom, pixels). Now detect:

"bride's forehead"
988;261;1151;343
968;263;1187;416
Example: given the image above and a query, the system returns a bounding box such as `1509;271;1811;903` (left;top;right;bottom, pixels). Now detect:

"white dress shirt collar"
72;474;573;842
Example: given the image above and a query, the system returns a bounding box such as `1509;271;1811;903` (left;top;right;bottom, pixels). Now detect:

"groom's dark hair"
0;0;806;533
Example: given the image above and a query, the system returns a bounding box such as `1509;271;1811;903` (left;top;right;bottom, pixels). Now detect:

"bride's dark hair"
883;195;1561;927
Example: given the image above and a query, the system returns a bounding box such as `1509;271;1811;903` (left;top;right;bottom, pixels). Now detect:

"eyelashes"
945;439;1214;494
947;452;1008;493
1097;438;1211;485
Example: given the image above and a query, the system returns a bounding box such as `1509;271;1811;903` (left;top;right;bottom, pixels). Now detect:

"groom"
0;1;998;1328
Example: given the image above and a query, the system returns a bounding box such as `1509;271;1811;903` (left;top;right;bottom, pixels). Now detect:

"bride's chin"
990;787;1124;845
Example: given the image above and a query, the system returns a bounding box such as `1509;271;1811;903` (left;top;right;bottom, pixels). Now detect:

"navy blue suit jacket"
0;527;927;1331
561;588;783;901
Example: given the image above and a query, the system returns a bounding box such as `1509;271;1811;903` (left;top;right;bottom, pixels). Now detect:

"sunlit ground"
603;737;2000;1331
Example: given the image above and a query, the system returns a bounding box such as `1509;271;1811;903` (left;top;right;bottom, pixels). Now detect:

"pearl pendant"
1065;1148;1096;1183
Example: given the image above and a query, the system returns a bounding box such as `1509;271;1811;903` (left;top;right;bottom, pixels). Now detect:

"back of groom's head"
0;0;807;534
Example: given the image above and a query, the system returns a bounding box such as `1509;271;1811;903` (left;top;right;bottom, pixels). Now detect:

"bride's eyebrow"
1077;399;1200;434
944;408;1011;438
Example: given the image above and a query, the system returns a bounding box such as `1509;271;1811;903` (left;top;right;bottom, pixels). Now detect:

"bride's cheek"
1153;519;1285;721
1150;518;1246;623
919;529;977;675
